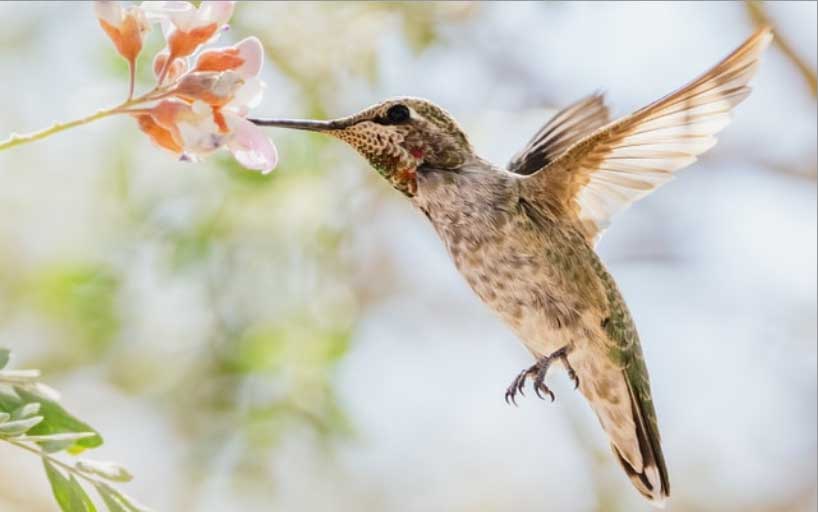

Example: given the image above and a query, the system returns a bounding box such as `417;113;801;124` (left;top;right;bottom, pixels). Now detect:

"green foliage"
31;263;121;354
44;460;98;512
0;348;150;512
228;322;350;374
18;387;103;452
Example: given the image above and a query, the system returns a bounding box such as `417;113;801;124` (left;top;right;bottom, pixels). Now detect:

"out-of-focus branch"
746;0;818;98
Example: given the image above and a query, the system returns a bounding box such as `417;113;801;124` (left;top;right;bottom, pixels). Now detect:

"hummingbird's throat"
328;124;422;197
367;151;419;196
392;165;418;196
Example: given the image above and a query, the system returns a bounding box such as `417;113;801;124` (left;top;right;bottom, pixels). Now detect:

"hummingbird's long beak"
248;117;341;132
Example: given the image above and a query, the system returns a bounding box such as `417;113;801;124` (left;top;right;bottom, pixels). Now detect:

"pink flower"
134;39;275;174
142;1;235;83
93;2;276;173
95;1;151;97
137;98;277;173
95;1;150;63
172;37;265;108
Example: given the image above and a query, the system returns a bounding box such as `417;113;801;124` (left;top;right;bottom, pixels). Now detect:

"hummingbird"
251;28;772;505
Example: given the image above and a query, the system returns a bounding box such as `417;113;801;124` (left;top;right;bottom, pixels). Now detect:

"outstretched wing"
508;93;610;176
520;28;773;244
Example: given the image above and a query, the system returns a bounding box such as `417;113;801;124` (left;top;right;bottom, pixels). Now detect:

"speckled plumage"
414;157;665;500
250;28;773;506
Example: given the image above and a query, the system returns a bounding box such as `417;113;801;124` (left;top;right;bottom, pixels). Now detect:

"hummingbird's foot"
559;349;580;390
504;346;579;406
504;368;532;406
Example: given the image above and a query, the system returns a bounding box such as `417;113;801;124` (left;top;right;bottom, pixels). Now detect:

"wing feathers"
508;93;611;175
520;28;772;244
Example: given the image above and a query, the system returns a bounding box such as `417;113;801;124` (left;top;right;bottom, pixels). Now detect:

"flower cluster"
95;0;277;173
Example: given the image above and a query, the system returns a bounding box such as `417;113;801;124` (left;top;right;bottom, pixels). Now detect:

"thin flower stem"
0;87;171;153
0;107;121;152
127;60;136;101
156;52;174;87
4;437;101;488
114;108;154;115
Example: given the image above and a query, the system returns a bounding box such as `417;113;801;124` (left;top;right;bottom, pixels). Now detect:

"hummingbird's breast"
413;162;610;356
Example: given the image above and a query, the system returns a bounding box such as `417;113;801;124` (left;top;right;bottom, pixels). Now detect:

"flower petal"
149;99;189;131
198;1;235;26
153;51;188;81
225;114;278;173
194;47;243;73
227;76;264;111
234;36;263;78
135;114;183;153
168;22;219;58
177;118;225;155
142;0;196;30
96;4;149;63
95;1;124;25
174;70;244;106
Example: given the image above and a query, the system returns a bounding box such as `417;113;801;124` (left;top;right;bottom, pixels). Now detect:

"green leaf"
71;475;98;512
0;415;43;435
12;402;41;419
43;459;96;512
77;460;133;482
0;369;41;383
0;390;22;413
15;387;102;452
0;348;9;369
95;485;128;512
0;411;9;423
21;432;97;443
96;483;151;512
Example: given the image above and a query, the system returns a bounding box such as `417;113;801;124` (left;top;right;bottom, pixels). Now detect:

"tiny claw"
534;383;551;401
517;377;527;396
560;352;580;389
567;369;579;389
504;346;576;406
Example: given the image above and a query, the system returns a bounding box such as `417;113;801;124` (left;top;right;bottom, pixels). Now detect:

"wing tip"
754;25;774;47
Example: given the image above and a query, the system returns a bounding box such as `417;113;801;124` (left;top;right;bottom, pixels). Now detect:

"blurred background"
0;2;815;511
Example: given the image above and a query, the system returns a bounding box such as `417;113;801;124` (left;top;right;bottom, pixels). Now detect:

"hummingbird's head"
251;97;473;196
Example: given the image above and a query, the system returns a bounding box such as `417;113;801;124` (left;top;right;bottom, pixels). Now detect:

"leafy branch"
0;348;151;512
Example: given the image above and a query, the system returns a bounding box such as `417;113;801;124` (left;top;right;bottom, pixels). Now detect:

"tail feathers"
612;376;670;507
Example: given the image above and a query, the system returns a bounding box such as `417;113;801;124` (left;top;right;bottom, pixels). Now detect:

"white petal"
95;1;124;26
177;119;225;155
141;0;194;36
234;36;264;78
191;99;211;117
198;1;235;26
228;77;264;110
142;0;197;31
225;114;278;173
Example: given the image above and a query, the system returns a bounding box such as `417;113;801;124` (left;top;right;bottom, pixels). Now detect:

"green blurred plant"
0;347;150;512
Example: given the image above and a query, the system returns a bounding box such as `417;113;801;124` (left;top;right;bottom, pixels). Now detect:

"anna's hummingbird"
251;28;772;505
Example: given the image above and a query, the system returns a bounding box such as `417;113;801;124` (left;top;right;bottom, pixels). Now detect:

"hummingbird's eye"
385;104;410;124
